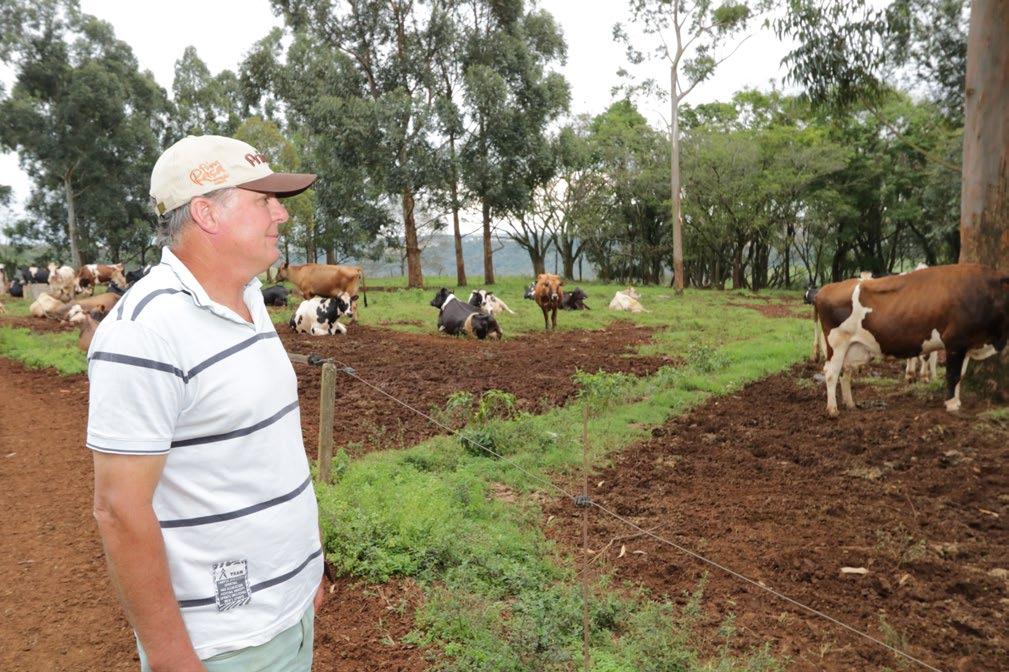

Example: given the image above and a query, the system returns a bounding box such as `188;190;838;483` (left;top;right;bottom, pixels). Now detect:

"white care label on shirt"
212;560;252;612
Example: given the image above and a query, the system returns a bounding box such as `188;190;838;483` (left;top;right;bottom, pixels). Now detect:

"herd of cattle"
3;258;1006;416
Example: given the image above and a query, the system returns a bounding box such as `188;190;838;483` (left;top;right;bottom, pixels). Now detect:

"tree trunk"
960;0;1009;273
529;250;546;276
325;247;335;264
402;187;424;288
960;0;1009;398
450;136;467;287
63;174;81;268
670;67;685;295
482;198;494;285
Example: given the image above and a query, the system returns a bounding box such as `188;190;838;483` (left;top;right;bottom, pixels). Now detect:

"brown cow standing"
276;262;368;323
533;273;564;331
814;264;1009;416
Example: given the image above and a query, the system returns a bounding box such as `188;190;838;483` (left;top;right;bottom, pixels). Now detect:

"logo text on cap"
189;161;230;186
245;153;269;167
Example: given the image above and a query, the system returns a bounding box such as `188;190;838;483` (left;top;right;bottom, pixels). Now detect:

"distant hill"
354;234;596;281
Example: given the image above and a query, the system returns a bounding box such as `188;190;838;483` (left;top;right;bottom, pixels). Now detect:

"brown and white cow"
75;263;127;296
276;262;368;323
533;273;564;330
814;264;1009;416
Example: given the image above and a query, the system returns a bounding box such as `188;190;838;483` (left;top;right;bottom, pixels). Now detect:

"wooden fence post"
317;362;337;483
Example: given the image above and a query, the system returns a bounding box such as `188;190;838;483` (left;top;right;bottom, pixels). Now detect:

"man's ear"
189;196;222;234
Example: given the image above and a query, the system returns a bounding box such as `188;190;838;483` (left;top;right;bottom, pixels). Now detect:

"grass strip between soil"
315;311;806;671
0;326;86;375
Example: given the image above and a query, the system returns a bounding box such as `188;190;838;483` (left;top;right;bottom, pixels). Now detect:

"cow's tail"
360;269;368;307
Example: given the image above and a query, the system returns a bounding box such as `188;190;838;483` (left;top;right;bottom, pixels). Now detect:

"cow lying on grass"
561;287;589;310
609;287;646;313
468;289;516;317
29;292;66;318
431;288;502;339
262;284;291;306
289;294;354;335
277;262;368;322
533;274;563;330
814;264;1009;416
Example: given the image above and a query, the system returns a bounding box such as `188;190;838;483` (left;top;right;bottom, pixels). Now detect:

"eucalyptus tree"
170;47;244;140
459;0;569;284
615;0;771;293
270;0;455;288
0;0;166;266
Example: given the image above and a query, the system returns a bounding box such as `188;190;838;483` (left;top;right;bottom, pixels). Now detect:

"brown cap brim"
238;172;317;199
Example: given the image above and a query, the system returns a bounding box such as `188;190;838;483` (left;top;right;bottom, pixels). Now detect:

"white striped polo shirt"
86;247;322;660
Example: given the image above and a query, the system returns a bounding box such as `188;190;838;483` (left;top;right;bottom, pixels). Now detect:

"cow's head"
317;292;353;325
430;288;452;309
110;267;128;288
570;288;588;304
468;289;486;308
803;284;818;305
471;313;502;340
276;262;289;281
523;282;535;300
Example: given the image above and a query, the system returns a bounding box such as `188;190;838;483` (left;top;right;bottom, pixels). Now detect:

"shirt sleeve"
86;319;187;455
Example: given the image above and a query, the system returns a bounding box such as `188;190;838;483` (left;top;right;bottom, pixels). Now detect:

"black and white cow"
467;289;516;316
125;265;152;285
8;279;24;298
262;284;291;307
289;293;355;335
431;288;502;339
560;287;589;310
523;282;536;300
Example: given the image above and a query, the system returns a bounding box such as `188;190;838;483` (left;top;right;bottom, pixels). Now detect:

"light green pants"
138;607;314;672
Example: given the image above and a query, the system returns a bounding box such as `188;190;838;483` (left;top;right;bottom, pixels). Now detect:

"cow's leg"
927;351;938;382
551;307;557;330
823;345;848;417
840;365;856;409
944;350;966;412
918;355;930;383
542;307;549;330
905;357;916;382
811;320;821;362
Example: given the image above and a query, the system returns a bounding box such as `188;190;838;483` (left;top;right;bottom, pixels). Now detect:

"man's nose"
269;197;289;224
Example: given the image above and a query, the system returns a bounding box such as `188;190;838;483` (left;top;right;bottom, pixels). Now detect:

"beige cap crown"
150;135;316;215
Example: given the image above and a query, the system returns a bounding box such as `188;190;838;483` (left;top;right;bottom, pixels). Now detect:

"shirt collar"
159;247;263;326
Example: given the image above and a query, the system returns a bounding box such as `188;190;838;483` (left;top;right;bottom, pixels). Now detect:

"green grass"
0;326;86;375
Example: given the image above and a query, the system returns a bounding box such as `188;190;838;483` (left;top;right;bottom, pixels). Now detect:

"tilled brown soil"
283;321;671;458
544;361;1009;672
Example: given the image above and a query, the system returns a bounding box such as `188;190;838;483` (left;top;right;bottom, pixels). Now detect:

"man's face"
214;188;289;274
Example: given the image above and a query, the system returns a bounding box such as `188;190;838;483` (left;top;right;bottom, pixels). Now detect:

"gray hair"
154;187;238;248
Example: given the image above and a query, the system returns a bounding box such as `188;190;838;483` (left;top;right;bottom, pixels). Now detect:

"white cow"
289;294;354;335
608;287;646;313
29;292;66;318
48;265;77;301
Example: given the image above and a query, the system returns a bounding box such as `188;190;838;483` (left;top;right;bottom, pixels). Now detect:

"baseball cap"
150;135;317;215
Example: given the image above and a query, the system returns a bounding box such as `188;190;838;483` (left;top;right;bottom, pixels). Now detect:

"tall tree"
170;47;243;139
0;0;165;266
615;0;769;293
459;0;569;284
271;0;454;288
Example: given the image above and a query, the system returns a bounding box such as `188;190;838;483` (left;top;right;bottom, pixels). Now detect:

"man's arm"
92;452;205;672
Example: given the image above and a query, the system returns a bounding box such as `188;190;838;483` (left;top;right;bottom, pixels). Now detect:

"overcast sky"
0;0;795;218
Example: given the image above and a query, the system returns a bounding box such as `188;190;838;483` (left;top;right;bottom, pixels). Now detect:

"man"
88;135;324;671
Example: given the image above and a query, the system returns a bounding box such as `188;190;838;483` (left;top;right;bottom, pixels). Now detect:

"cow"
22;264;52;284
561;287;590;310
51;290;122;322
523;282;536;300
75;263;127;296
276;262;368;323
262;284;291;307
814;264;1009;416
289;294;355;335
0;264;6;294
467;289;517;317
9;279;23;298
533;273;564;330
608;287;646;313
29;292;67;319
430;288;502;339
48;265;77;301
68;307;105;352
905;352;939;383
125;265;152;285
